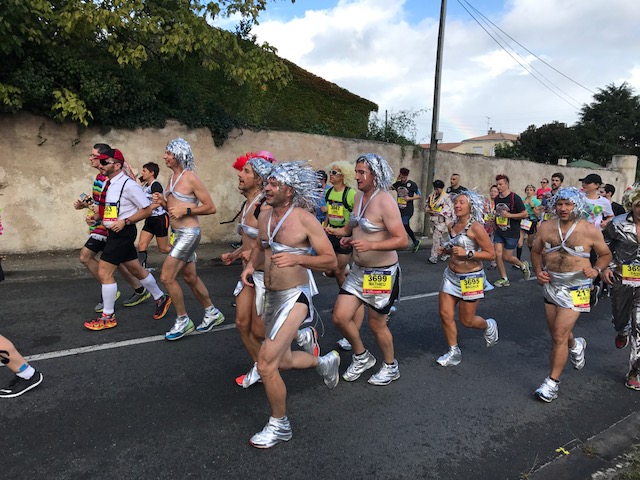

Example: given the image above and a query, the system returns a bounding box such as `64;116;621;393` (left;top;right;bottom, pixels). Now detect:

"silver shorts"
342;262;400;310
233;270;266;316
543;270;592;312
263;285;313;340
440;266;487;300
169;227;200;263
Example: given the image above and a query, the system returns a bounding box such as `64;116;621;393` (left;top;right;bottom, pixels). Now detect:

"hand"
602;269;614;285
241;267;255;287
451;246;466;258
152;192;164;203
168;206;186;220
350;239;372;253
74;199;85;210
108;219;126;232
339;236;352;248
270;252;300;268
536;270;551;285
221;252;234;265
583;265;600;280
85;215;97;226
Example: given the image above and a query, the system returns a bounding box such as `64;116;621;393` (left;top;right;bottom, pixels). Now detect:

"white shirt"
103;171;151;225
585;195;614;229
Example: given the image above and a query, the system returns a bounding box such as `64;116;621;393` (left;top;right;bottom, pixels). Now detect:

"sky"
215;0;640;143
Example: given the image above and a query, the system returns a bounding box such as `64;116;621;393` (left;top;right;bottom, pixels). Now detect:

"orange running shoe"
84;313;117;331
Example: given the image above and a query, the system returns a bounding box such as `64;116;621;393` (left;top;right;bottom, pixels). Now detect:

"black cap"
579;173;602;185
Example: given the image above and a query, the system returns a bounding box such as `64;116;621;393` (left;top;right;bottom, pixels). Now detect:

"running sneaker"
123;288;151;307
494;278;510;288
440;255;450;261
488;261;497;270
521;261;531;279
342;350;376;382
428;257;438;264
569;337;587;370
236;363;262;388
616;333;630;349
196;306;225;332
412;239;422;253
337;338;352;351
0;371;43;398
94;290;121;313
153;295;172;320
250;416;293;449
297;327;320;356
437;345;462;366
317;350;340;388
535;376;559;403
625;371;640;391
484;318;499;347
165;316;195;341
368;360;400;386
84;313;117;331
590;283;602;307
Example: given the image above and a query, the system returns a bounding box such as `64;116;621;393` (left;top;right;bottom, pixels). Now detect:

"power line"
456;0;584;111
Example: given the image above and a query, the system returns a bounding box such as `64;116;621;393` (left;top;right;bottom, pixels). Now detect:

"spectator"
536;178;551;200
603;184;626;216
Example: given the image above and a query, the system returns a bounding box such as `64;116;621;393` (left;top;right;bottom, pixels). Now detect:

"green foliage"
367;109;426;145
0;0;376;145
511;83;640;166
494;142;519;159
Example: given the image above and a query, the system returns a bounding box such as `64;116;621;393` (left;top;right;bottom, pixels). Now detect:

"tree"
576;83;640;165
367;108;427;145
494;142;519;159
0;0;292;125
512;121;581;164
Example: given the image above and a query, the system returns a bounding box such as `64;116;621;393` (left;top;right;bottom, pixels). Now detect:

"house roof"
463;132;519;142
420;142;463;151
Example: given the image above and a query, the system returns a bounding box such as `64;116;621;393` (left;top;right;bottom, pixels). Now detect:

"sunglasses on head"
99;159;116;166
329;170;342;176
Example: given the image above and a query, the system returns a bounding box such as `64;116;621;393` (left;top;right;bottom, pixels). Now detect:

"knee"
235;313;251;333
79;251;93;266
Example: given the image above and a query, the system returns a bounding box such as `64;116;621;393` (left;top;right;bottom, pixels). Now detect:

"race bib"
521;219;533;231
496;216;509;229
328;203;345;221
483;213;495;223
103;203;119;226
622;264;640;287
543;212;553;221
397;197;407;207
363;269;392;295
570;283;591;312
169;229;176;246
460;272;484;300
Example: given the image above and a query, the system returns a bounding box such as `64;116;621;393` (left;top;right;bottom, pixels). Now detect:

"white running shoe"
484;318;498;347
570;337;587;370
437;345;462;366
337;337;352;351
342;350;376;381
368;360;400;386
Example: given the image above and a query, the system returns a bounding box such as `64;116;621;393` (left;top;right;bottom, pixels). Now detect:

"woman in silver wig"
436;190;498;367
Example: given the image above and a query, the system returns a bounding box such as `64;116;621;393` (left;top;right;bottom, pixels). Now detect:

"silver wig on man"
356;153;394;191
166;138;195;171
268;161;322;211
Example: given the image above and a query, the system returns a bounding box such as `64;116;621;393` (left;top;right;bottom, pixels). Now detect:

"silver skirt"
543;270;592;312
233;270;266;316
169;227;200;263
263;285;313;340
441;266;487;300
342;262;400;310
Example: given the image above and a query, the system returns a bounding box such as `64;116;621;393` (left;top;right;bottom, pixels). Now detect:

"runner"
137;162;170;270
332;154;406;385
154;138;225;340
530;187;611;402
0;334;43;398
435;190;498;366
240;161;340;448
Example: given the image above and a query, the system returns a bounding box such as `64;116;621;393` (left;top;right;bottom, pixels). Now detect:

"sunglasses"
540;181;548;184
329;170;343;176
99;159;116;166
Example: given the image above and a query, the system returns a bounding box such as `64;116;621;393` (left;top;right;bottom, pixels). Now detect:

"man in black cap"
580;173;614;230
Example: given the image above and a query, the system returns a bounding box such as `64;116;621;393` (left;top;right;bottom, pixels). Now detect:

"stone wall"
0;112;635;254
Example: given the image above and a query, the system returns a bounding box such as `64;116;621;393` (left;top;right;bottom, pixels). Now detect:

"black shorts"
84;236;107;254
142;213;169;238
100;224;139;266
327;233;353;255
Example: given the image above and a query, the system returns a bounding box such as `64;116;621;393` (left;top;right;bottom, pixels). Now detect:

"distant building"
421;128;519;157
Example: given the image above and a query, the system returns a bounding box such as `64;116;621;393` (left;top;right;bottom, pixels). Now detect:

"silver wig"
268;161;322;211
551;187;590;219
356;153;394;191
247;157;275;182
453;190;485;223
166;138;195;171
622;184;640;212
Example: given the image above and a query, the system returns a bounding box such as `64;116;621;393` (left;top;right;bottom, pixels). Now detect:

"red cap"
96;148;125;164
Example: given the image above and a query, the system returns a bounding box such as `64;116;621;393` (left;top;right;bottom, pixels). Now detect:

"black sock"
516;246;522;260
135;286;144;294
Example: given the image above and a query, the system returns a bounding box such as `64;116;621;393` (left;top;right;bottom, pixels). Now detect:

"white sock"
17;364;35;380
102;283;118;315
139;273;164;300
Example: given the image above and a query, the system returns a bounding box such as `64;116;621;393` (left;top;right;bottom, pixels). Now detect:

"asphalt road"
1;250;639;479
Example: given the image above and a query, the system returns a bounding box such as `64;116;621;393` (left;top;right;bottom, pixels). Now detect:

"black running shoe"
0;371;43;398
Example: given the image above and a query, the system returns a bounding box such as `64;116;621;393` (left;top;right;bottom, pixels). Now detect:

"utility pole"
422;0;447;236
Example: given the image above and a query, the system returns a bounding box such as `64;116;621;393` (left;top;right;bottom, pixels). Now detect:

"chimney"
488;128;495;135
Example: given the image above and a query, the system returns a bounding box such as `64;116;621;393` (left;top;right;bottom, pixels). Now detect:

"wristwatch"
594;266;603;275
187;207;192;215
466;250;474;259
124;218;132;226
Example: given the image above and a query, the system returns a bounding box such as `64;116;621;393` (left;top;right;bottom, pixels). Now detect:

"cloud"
251;0;640;142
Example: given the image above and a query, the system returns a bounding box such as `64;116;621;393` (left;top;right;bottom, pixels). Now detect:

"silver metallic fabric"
543;270;592;312
169;227;200;263
233;270;266;316
452;190;486;223
610;283;640;373
356;153;394;191
268;161;322;211
342;262;400;310
604;213;640;275
263;284;313;340
550;187;589;219
166;137;195;171
441;266;487;300
247;157;275;181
